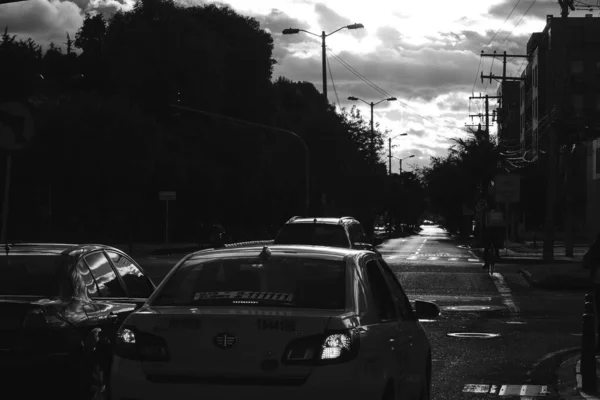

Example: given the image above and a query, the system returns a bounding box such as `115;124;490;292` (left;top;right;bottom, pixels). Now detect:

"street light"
398;155;415;173
348;96;397;151
283;23;364;100
387;132;408;175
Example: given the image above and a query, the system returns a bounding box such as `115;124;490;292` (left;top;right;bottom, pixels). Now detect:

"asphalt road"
383;226;585;400
136;226;587;400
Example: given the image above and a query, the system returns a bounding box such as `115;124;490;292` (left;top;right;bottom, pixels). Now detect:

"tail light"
115;325;169;362
282;329;360;366
22;308;48;329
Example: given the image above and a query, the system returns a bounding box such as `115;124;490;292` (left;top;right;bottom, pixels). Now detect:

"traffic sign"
494;174;520;203
0;102;35;151
159;191;176;201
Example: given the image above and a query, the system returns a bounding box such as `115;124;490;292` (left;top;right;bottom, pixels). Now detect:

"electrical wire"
487;0;523;50
497;0;538;49
326;48;469;133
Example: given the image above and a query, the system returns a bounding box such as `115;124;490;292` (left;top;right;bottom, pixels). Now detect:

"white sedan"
110;245;440;400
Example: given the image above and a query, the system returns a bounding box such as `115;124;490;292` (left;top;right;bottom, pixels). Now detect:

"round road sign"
0;102;35;151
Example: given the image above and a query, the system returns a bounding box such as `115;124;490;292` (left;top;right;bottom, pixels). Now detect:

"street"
137;225;587;399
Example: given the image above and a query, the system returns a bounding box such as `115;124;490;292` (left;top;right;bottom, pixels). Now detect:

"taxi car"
110;245;439;400
0;243;156;399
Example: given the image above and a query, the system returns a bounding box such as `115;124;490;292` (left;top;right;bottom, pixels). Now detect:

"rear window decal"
193;291;294;302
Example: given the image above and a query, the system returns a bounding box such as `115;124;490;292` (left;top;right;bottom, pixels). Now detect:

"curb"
557;356;600;400
518;268;590;291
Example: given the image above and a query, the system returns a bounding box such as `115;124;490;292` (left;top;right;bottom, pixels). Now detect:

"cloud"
314;3;367;39
0;0;84;48
488;0;561;21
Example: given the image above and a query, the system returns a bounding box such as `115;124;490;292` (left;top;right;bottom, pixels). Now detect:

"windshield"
152;256;347;309
0;254;65;296
274;224;350;248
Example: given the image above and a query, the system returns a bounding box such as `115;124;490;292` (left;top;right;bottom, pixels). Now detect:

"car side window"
378;259;417;321
106;251;154;298
348;223;366;244
365;259;397;321
84;252;127;298
76;259;100;298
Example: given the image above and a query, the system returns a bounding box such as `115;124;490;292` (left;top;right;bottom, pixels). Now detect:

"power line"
326;48;468;133
489;0;523;50
498;0;538;49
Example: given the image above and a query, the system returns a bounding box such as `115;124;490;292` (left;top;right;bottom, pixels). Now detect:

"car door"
377;258;430;398
362;255;411;398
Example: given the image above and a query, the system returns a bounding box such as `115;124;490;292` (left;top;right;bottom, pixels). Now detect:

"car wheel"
419;354;432;400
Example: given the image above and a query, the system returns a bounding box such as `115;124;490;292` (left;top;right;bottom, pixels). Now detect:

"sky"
2;0;600;172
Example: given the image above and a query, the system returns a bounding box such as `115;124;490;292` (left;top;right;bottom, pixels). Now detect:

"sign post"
159;191;176;244
0;102;35;244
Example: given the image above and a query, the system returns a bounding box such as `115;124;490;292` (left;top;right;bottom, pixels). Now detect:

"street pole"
321;31;327;100
399;159;402;173
485;95;490;139
371;102;375;153
388;138;392;175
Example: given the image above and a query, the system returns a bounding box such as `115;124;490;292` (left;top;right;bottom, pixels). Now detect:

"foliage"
0;1;393;243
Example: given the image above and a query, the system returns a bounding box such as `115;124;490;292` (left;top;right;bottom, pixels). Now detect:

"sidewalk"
518;264;591;291
557;355;600;400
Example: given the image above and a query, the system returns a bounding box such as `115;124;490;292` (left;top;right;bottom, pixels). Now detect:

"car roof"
186;244;369;262
286;217;357;225
0;243;125;256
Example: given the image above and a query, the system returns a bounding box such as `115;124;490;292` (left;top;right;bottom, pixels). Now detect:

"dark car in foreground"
110;244;439;400
0;243;156;399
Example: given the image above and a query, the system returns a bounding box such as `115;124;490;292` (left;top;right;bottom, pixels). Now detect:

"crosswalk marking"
427;257;438;260
468;258;480;262
448;258;458;261
407;256;418;260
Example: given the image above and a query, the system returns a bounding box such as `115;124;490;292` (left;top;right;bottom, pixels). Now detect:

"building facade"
519;14;600;241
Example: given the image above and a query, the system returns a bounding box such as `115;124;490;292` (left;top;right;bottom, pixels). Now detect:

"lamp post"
387;132;408;175
398;155;415;173
348;96;397;153
283;23;364;100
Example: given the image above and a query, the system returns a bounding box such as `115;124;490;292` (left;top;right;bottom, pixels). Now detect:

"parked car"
110;244;439;400
273;216;380;253
0;243;156;399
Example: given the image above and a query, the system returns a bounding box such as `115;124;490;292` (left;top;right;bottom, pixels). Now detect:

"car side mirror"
413;300;440;319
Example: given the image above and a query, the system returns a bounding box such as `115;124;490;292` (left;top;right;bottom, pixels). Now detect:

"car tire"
419;354;432;400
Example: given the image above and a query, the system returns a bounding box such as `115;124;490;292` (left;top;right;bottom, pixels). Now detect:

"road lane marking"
468;258;479;262
492;273;519;314
407;256;418;260
427;257;438;260
448;258;458;261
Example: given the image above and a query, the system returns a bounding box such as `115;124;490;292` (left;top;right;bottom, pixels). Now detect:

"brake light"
115;326;169;362
22;309;48;329
282;329;360;365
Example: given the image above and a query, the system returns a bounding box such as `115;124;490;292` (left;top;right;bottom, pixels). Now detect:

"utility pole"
388;138;392;175
558;0;575;17
469;95;501;139
321;31;327;100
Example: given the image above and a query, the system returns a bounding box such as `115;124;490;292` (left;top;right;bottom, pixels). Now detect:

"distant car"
110;244;439;400
0;243;156;399
273;216;379;253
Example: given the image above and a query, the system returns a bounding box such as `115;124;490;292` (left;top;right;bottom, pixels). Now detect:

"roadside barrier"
581;292;597;393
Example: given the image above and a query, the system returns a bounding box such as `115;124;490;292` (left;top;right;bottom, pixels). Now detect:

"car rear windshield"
0;254;64;296
152;256;347;309
274;224;350;248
